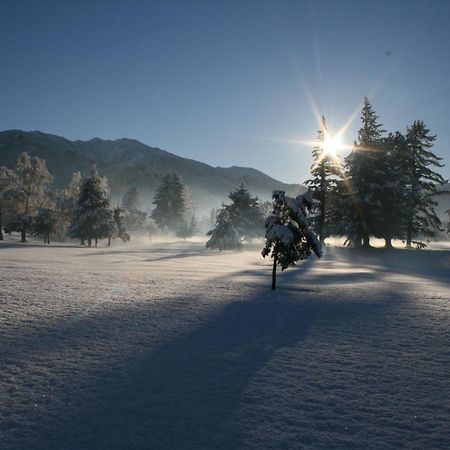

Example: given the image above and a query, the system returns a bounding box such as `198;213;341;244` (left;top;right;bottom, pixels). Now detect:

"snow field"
0;238;449;449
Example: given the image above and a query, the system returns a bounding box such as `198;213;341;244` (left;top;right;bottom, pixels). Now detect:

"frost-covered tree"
223;183;264;240
55;171;81;239
402;120;447;247
206;208;243;251
0;166;18;241
341;97;385;247
304;116;341;243
68;165;116;247
4;153;53;242
152;173;186;233
262;190;322;290
121;187;140;211
121;187;148;234
111;206;130;244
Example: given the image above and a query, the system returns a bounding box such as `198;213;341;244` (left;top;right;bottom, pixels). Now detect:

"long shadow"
9;284;401;450
15;295;314;450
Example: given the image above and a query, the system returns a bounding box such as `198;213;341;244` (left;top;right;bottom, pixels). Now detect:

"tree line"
0;158;199;246
305;97;449;249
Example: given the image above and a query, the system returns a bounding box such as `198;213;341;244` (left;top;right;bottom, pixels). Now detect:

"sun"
321;133;343;158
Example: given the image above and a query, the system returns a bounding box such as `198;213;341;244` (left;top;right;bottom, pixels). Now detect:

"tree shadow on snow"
24;295;315;449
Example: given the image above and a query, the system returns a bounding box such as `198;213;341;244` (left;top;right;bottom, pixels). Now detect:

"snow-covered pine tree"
342;97;385;247
68;165;116;247
4;153;53;242
0;166;18;241
112;206;130;244
206;208;243;251
304;116;341;243
402;120;447;247
262;190;322;290
152;173;186;233
223;182;264;241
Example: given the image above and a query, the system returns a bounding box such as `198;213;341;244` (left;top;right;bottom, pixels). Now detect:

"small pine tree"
68;165;116;247
112;206;130;243
224;182;264;240
262;190;322;290
152;173;186;233
206;209;243;251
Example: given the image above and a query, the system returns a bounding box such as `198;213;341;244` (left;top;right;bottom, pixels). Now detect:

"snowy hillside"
0;130;303;211
1;238;449;449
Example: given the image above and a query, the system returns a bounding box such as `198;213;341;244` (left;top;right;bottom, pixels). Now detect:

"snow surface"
1;237;449;449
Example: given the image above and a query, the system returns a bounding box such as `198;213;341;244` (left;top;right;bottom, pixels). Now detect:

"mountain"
0;130;304;214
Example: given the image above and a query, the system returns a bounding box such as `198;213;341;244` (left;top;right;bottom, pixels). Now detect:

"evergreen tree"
68;165;116;247
32;207;57;244
206;208;243;251
152;173;186;233
373;132;408;248
223;182;264;240
112;206;130;244
402;120;447;247
55;171;81;240
304;116;341;243
262;190;322;290
342;97;385;247
4;153;52;242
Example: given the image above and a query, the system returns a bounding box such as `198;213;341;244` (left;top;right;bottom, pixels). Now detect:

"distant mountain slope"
0;130;304;213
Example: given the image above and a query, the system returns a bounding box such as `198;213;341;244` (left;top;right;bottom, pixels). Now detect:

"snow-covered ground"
1;237;449;449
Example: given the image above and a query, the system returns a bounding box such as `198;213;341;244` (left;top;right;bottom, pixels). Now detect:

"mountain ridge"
0;129;304;213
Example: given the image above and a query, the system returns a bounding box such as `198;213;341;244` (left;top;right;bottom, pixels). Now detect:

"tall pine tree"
402;120;446;247
152;173;186;233
342;97;385;247
304;116;341;243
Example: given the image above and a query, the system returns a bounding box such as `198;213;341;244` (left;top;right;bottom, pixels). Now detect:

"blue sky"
1;0;450;184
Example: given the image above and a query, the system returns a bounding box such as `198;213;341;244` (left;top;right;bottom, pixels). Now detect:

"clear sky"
1;0;450;184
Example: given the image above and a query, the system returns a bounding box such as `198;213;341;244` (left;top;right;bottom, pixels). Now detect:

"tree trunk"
0;213;3;241
88;238;92;247
384;237;393;249
81;240;85;246
406;230;412;248
362;235;370;248
271;254;277;291
21;228;27;243
107;237;111;246
95;238;98;247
